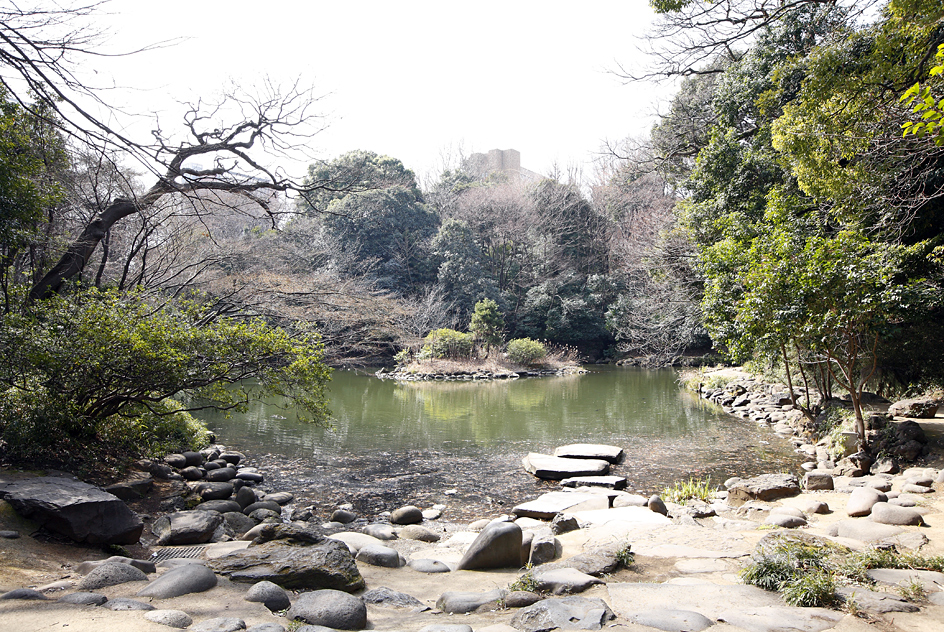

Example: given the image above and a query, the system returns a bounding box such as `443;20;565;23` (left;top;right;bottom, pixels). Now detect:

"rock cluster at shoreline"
376;366;586;382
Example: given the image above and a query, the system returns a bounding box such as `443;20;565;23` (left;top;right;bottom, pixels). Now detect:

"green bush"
506;338;547;365
421;329;474;360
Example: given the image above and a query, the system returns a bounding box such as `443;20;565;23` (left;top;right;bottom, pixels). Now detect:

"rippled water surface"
200;366;803;518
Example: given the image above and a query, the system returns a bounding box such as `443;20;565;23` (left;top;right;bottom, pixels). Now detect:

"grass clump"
615;543;635;568
896;578;927;602
508;567;538;593
661;477;715;505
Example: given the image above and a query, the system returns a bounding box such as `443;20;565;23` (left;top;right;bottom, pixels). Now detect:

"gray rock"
245;580;291;612
803;472;834;491
530;533;561;566
510;596;616;632
553;444;624;463
400;524;440;542
869;502;925;526
829;520;903;542
554;545;621;577
0;476;143;545
0;588;48;600
648;495;668;515
533;568;603;595
159;558;208;569
243;500;282;516
331;509;356;524
559;475;626;489
165;453;188;468
612;494;648;508
764;513;807;528
145;610;194;629
361;586;423;609
408;559;451;573
436;588;505;613
199;500;242;514
200;482;235;500
456;521;522;570
207;468;237;482
191;617;247;632
183;451;205;466
219;451;245;465
846;487;887;517
57;591;107;605
76;555;155;575
209;534;364;592
250;508;282;522
836;586;918;614
889;496;917;507
867;568;944;592
883;532;929;550
905;476;933;487
629;609;715;632
514;491;604;519
286;589;367;630
103;597;155;611
137;563;218;598
550;513;579;535
362;524;396;540
104;473;154;500
0;529;19;538
78;561;148;589
717;606;842;632
224;511;258;536
390;505;423;525
355;544;403;568
727;474;800;506
503;591;541;609
235;486;258;509
265;492;294;505
246;625;285;632
522;453;609;480
889;397;939;418
419;626;472;632
901;483;933;494
181;466;205;481
236;471;265;484
152;510;224;545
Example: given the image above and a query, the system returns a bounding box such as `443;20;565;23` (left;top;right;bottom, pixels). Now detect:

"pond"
200;366;804;520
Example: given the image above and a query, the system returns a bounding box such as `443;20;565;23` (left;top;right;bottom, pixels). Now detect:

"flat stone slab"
522;453;609;480
512;492;606;519
836;586;918;614
560;476;627;490
627;609;714;632
609;584;841;632
727;474;800;507
828;520;903;542
553;444;624;463
569;506;672;527
867;568;944;592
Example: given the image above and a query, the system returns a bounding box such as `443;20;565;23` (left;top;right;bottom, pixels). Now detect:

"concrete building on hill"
464;148;541;182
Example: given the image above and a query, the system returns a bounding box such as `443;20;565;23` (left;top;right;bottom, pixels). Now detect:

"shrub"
661;477;715;504
421;329;474;360
506;338;547;366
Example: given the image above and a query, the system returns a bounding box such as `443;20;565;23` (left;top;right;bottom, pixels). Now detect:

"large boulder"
726;474;800;507
209;525;364;592
456;521;523;570
151;510;223;545
286;589;367;630
0;476;143;545
889;397;939;419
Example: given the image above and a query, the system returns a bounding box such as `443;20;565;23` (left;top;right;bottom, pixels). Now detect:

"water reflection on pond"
200;366;803;518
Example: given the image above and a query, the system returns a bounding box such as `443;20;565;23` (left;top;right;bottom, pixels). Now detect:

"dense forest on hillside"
0;0;943;467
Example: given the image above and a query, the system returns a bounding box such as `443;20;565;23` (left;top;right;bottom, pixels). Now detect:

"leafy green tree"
431;219;500;321
469;298;504;352
0;286;331;466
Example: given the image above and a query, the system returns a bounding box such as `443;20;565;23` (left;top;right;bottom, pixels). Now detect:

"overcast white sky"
93;0;669;183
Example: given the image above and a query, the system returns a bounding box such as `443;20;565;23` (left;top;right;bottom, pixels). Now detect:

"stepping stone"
436;588;505;613
522;453;609;480
869;502;924;526
628;609;714;632
867;568;944;592
846;487;886;517
828;520;903;542
717;606;843;632
554;444;624;463
560;476;627;490
512;492;606;519
727;474;800;506
532;568;603;595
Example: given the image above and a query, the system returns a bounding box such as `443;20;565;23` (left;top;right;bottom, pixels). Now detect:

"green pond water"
200;366;803;518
